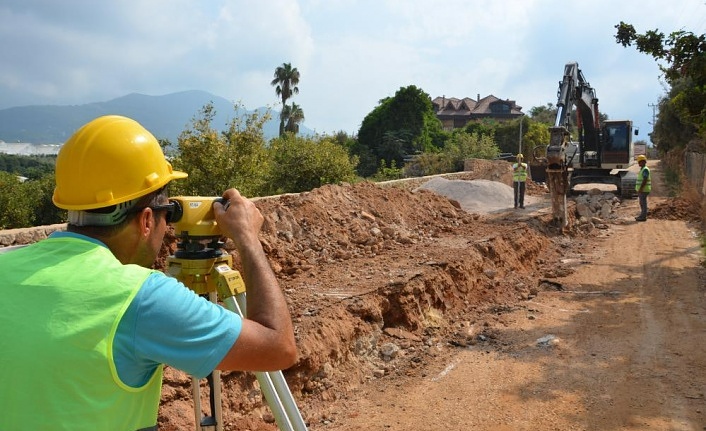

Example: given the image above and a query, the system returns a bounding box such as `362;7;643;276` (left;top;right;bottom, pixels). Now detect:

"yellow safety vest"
513;162;528;182
0;236;163;431
635;165;651;193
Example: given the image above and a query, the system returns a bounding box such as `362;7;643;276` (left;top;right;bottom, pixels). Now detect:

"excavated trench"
0;162;580;430
155;180;567;430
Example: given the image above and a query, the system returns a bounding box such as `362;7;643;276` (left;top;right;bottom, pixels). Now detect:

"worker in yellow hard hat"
635;154;651;221
512;153;528;209
0;115;296;430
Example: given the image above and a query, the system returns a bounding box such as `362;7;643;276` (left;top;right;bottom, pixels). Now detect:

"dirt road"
311;162;706;431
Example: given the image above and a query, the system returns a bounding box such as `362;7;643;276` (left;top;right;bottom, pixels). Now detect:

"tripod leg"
208;292;224;431
192;378;202;429
266;370;308;431
207;371;223;431
192;293;225;431
222;295;308;431
196;372;220;430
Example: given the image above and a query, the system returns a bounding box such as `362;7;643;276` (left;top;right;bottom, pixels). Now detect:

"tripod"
166;236;307;431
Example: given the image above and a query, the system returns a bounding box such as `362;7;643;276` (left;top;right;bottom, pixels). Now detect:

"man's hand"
213;188;263;251
212;188;297;371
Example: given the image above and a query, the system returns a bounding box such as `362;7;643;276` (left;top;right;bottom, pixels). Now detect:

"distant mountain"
0;90;308;145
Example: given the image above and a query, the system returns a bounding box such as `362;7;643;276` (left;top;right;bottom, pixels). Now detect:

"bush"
268;134;358;194
170;103;271;197
0;172;65;229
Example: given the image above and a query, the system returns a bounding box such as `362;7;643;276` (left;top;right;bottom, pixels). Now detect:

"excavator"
545;62;637;227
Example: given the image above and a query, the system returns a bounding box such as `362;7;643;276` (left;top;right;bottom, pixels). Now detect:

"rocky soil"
149;159;704;430
1;159;702;430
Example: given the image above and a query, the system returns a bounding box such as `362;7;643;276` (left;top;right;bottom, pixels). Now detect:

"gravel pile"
416;178;538;214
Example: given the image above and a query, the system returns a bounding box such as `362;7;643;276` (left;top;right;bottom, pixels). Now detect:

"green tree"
271;63;301;137
402;131;499;177
356;85;445;177
32;173;66;226
615;22;706;139
329;131;358;152
171;103;271;197
652;80;700;153
371;159;404;181
529;103;557;125
494;117;526;154
0;154;56;178
445;131;499;169
522;120;551;162
0;172;37;229
463;114;550;163
267;134;358;194
282;103;305;134
464;118;499;137
0;170;65;229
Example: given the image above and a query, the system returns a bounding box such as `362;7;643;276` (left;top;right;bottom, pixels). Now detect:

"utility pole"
647;102;658;145
518;115;524;155
647;103;658;126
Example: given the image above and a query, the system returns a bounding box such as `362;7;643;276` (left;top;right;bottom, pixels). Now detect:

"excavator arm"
546;62;601;227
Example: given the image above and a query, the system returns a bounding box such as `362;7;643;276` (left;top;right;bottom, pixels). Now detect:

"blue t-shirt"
51;232;242;387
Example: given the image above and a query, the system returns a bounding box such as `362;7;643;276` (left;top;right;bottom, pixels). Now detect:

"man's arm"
213;188;297;371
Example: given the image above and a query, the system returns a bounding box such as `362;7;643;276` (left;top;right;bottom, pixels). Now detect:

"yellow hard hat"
517;153;524;160
636;155;647;162
53;115;187;210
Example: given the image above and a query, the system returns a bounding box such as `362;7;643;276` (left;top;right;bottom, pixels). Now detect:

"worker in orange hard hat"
0;115;296;430
512;153;528;209
634;154;651;222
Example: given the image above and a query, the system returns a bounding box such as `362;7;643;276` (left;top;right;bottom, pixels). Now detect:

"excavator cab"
602;120;635;167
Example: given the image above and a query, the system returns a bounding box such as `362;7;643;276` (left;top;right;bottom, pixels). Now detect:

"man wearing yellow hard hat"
0;115;297;430
635;154;651;221
512;153;528;209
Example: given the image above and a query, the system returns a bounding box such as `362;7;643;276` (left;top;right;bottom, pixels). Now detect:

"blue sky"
2;1;705;142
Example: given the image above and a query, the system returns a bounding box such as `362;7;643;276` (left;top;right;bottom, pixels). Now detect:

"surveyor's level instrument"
167;244;307;431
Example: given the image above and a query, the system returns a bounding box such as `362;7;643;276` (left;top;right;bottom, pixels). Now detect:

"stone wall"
0;223;66;250
684;152;706;196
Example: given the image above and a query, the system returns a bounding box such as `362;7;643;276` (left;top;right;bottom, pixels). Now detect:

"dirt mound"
650;195;704;222
156;178;574;430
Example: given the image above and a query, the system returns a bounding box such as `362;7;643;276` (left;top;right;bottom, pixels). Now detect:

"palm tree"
285;103;305;134
271;63;300;136
280;104;292;136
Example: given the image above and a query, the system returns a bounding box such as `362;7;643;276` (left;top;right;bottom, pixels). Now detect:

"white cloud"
0;0;704;137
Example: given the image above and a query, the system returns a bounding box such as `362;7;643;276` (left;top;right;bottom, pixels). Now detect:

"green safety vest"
635;165;651;193
0;236;163;431
513;162;528;182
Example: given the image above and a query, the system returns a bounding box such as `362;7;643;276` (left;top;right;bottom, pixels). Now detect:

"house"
432;94;524;131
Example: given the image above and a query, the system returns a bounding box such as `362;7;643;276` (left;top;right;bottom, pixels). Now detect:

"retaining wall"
685;152;706;196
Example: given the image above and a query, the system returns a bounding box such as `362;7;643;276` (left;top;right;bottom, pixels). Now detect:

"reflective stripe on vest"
0;236;163;431
513;162;528;182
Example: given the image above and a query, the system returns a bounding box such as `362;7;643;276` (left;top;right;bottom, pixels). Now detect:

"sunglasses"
148;201;183;224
